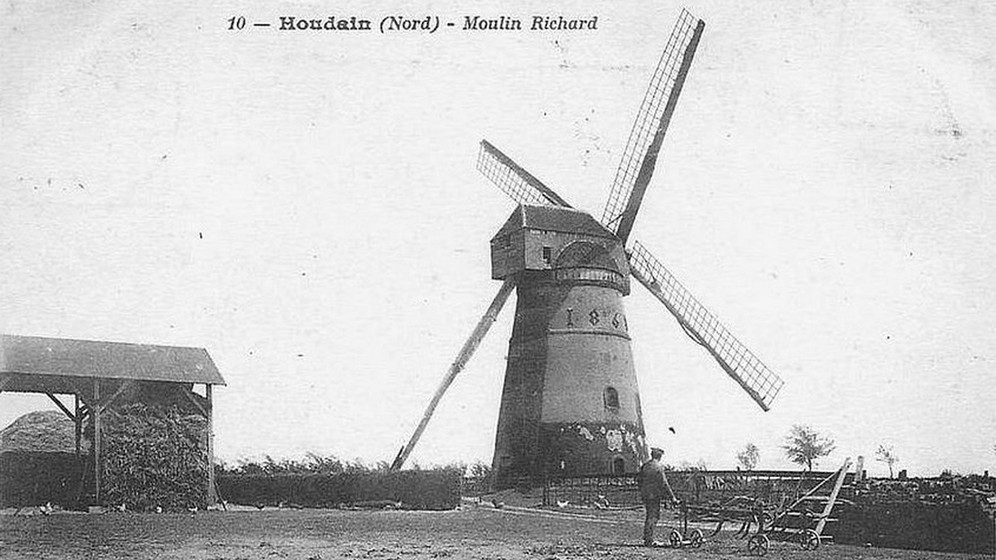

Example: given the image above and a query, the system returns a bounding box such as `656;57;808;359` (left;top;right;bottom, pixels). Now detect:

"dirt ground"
0;505;990;560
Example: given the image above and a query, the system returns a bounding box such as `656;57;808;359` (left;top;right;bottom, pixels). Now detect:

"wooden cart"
664;459;853;554
746;459;853;555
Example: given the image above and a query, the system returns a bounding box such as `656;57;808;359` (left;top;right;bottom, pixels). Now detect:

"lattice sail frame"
627;241;784;411
478;140;570;207
602;8;698;231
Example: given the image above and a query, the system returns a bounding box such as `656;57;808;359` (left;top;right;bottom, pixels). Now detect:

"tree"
875;444;899;478
782;424;835;471
737;443;760;471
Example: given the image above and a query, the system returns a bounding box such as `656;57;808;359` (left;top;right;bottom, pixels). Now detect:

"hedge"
833;499;994;553
217;468;461;510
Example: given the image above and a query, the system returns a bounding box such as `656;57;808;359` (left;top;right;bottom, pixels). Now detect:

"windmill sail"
602;9;703;243
628;241;784;411
478;140;572;208
391;279;515;470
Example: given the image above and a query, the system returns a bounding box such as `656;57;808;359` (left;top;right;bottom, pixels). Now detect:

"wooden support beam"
75;395;82;458
93;378;101;504
783;469;838;514
814;458;851;536
206;384;216;506
96;380;132;414
46;393;77;422
181;387;209;417
392;279;514;470
77;391;95;413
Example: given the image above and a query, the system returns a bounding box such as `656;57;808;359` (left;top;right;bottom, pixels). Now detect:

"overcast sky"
1;0;994;477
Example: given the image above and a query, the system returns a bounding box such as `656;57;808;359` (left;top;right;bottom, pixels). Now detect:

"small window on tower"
613;457;626;475
604;387;620;410
542;246;552;264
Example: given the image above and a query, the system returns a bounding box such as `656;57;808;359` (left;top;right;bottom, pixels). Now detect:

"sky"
1;0;994;477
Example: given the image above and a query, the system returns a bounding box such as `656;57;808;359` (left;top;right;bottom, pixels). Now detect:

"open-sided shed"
0;334;224;505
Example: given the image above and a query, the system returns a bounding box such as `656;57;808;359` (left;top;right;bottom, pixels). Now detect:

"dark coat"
636;459;667;502
637;459;673;502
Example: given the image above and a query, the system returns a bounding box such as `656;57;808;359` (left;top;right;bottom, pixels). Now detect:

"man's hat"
650;447;664;457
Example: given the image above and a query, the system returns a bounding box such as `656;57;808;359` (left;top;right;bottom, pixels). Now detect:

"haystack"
0;410;85;508
0;410;81;454
101;402;208;512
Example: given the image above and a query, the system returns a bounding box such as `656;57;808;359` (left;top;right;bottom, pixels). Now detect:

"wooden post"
854;455;864;483
74;394;81;457
93;378;101;504
206;384;216;506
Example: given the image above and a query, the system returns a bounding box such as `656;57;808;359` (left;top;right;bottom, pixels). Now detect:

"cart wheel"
801;529;821;550
668;529;683;548
690;528;704;548
747;534;769;556
760;512;773;530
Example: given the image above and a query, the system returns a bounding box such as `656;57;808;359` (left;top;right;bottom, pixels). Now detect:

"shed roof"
492;205;616;240
0;334;225;386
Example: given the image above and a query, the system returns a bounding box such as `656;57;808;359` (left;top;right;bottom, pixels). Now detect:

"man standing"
637;447;679;547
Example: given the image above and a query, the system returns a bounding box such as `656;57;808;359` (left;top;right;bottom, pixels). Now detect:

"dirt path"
0;506;989;560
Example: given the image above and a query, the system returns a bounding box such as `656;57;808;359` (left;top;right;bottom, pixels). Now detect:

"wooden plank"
782;469;837;513
93;378;102;504
96;381;132;413
74;395;82;457
206;384;216;505
181;387;208;417
46;393;77;422
770;527;807;534
814;458;851;536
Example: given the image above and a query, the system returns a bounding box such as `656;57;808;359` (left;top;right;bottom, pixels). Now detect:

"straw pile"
0;410;83;507
101;403;207;511
0;410;79;454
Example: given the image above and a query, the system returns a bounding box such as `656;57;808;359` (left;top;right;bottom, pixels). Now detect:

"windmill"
391;9;785;485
